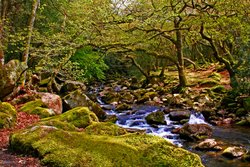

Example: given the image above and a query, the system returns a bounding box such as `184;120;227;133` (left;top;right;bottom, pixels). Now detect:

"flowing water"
99;100;250;167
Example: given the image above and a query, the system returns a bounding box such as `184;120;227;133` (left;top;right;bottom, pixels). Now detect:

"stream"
99;101;250;167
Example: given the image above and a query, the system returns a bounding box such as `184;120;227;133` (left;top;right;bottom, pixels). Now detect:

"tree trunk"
0;0;9;68
175;22;187;87
22;0;40;85
127;55;150;80
200;25;238;87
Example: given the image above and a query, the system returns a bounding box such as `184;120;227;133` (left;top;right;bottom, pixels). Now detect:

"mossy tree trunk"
175;19;187;88
0;0;9;68
200;25;238;87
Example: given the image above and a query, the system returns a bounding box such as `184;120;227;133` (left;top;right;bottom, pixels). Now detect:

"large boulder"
9;110;204;167
0;102;17;129
0;60;27;100
63;90;106;120
175;123;213;141
169;110;191;121
39;92;63;115
145;111;166;125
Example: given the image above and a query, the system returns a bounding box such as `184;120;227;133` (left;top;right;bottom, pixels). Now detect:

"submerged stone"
195;139;219;151
222;146;246;159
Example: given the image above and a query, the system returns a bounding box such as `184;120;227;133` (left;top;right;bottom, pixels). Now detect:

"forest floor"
164;64;231;90
0;112;42;167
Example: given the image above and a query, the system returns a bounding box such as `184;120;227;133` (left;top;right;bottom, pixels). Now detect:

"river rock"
145;111;166;125
222;146;246;158
101;91;120;104
169;110;191;121
0;60;27;100
63;90;106;120
195;139;220;151
115;103;132;111
176;123;213;141
121;92;135;104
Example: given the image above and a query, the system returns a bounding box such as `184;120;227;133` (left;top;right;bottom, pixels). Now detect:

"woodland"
0;0;249;166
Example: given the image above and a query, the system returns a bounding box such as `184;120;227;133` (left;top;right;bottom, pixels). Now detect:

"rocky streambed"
89;80;250;167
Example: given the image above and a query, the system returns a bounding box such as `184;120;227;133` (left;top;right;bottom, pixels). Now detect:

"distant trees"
0;0;249;89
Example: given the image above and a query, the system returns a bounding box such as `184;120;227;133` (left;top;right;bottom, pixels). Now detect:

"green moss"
38;120;77;131
0;102;17;128
30;107;53;118
10;127;204;167
60;107;99;128
9;106;204;166
85;122;127;136
20;100;47;113
0;102;17;117
19;100;54;118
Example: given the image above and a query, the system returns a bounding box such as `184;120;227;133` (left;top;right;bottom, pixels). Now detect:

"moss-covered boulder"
0;59;27;100
20;99;55;118
9;121;204;167
63;90;106;120
85;122;127;136
145;111;166;125
57;107;99;128
175;123;213;141
0;102;17;128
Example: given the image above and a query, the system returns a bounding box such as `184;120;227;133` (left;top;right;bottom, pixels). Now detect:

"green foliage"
235;43;250;95
70;47;109;81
